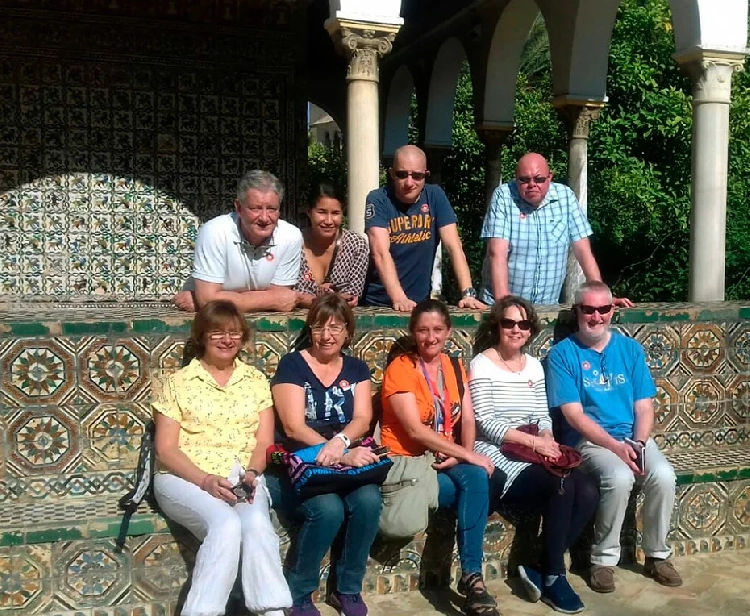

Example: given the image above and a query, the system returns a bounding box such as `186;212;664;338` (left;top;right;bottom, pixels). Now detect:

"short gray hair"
236;170;284;203
574;281;613;304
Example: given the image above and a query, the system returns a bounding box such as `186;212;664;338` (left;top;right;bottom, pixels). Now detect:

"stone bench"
2;301;750;615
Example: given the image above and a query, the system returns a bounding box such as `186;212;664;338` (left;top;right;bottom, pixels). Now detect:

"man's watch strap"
462;287;477;298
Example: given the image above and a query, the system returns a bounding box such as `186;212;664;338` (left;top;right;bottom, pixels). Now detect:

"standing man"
363;145;484;311
173;170;302;313
546;281;681;594
480;152;632;307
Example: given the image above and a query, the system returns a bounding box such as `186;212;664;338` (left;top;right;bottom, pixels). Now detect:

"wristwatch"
462;287;477;299
333;432;351;448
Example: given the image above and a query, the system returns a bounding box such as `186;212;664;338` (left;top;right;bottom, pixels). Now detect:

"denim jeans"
437;463;491;575
265;471;382;601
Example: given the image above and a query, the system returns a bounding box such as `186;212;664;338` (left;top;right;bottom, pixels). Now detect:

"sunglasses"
517;175;549;185
393;170;429;181
500;318;532;331
577;304;613;315
208;330;244;341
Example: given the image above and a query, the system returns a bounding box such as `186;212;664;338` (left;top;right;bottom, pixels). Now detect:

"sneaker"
589;565;615;593
328;592;368;616
541;576;585;614
517;565;542;603
290;595;321;616
644;558;683;587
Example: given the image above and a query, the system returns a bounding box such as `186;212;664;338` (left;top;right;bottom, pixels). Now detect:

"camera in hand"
231;482;255;500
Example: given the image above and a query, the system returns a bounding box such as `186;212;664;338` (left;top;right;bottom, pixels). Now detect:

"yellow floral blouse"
152;358;272;476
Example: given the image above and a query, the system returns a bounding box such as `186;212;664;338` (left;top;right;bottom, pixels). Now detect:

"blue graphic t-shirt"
271;351;371;446
545;331;656;446
363;184;458;306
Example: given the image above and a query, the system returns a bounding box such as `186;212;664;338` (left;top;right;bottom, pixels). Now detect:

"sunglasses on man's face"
392;170;429;181
500;318;532;331
577;304;613;316
517;175;549;185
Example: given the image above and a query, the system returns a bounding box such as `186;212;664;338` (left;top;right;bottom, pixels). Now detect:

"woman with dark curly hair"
469;295;599;614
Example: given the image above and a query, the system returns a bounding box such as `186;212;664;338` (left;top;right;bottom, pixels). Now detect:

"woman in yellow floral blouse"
152;299;292;616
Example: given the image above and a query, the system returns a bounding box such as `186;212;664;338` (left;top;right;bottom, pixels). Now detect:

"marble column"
476;123;513;209
555;102;603;303
326;20;401;234
674;50;746;301
424;145;451;298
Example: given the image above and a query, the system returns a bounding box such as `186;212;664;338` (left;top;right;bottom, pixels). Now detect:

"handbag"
285;437;392;500
378;453;440;538
500;423;582;491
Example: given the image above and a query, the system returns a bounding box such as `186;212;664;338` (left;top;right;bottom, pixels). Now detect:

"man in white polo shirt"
174;170;302;312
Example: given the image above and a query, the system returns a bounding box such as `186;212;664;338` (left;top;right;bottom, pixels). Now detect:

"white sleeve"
270;228;303;286
192;220;227;284
469;356;514;446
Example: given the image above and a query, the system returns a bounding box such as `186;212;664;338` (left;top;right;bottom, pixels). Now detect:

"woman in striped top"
469;296;599;615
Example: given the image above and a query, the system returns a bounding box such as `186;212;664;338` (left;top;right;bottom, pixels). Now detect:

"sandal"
458;572;500;616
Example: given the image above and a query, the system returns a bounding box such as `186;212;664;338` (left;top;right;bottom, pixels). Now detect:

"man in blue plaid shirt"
480;153;631;307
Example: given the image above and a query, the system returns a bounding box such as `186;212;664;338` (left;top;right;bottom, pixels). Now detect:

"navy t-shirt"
363;184;458;306
271;351;371;446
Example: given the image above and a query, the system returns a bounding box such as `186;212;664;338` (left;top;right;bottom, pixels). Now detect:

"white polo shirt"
191;213;303;291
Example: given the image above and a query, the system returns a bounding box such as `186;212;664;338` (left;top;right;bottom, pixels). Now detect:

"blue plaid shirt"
480;181;592;305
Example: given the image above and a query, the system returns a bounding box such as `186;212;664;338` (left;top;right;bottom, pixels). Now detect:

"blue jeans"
437;463;490;575
265;471;382;601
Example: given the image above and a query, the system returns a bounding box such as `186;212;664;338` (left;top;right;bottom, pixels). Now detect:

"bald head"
390;145;429;203
515;152;553;207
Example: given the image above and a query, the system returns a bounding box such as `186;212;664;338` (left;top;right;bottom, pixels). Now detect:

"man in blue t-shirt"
363;145;484;311
546;281;681;593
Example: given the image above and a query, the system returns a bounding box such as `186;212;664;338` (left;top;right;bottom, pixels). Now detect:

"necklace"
494;349;525;374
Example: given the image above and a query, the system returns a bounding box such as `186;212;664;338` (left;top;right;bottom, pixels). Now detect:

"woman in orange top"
380;299;498;616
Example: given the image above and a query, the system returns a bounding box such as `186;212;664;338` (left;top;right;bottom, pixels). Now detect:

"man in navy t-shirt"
546;281;681;593
363;145;484;311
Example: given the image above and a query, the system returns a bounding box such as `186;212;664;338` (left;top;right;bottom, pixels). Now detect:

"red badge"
420;203;429;213
582;361;591;370
520;212;527;220
339;379;350;389
265;253;275;262
528;380;534;388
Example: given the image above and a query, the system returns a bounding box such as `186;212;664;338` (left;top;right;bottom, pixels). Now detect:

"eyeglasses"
500;318;532;331
517;175;549;185
392;170;429;181
310;324;345;336
578;304;613;315
208;330;244;341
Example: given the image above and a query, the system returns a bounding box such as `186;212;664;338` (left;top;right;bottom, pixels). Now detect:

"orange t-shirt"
380;353;466;457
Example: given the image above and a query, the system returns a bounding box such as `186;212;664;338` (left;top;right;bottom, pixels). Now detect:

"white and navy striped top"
469;352;552;497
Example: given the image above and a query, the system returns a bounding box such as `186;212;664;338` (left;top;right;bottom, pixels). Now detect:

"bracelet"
531;436;537;453
200;473;212;491
333;432;351;448
245;468;260;480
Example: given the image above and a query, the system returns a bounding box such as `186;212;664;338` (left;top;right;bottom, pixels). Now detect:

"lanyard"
419;358;452;437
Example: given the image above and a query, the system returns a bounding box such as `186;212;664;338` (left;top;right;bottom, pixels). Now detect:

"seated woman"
152;300;292;616
294;182;369;308
267;294;382;616
379;299;499;616
469;295;599;614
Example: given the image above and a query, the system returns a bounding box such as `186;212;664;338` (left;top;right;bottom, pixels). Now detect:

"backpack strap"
116;420;156;551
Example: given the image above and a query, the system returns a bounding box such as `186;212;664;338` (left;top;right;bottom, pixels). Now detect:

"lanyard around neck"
419;357;452;437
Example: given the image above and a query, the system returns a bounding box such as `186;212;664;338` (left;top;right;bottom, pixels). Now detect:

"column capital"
673;48;747;105
326;19;401;83
553;103;604;140
475;122;514;149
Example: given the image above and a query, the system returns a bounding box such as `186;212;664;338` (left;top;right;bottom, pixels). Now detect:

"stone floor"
313;552;750;616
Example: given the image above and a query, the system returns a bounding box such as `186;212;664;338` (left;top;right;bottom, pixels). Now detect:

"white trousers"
153;473;292;616
578;438;676;567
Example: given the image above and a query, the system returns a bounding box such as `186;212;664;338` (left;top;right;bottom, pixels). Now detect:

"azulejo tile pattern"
0;1;305;302
2;301;750;613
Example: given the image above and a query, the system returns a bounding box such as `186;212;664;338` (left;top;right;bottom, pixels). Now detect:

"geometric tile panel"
7;408;81;475
82;405;146;469
54;540;128;608
682;377;725;428
682;324;725;374
78;338;150;403
637;325;680;376
1;339;76;406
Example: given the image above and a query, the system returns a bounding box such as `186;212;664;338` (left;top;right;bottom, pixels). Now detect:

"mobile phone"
231;482;255;500
372;445;390;458
624;438;646;472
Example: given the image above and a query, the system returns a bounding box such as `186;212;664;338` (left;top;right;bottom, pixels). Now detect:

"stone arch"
424;37;467;147
382;64;415;157
668;0;748;53
482;0;541;125
543;0;620;101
